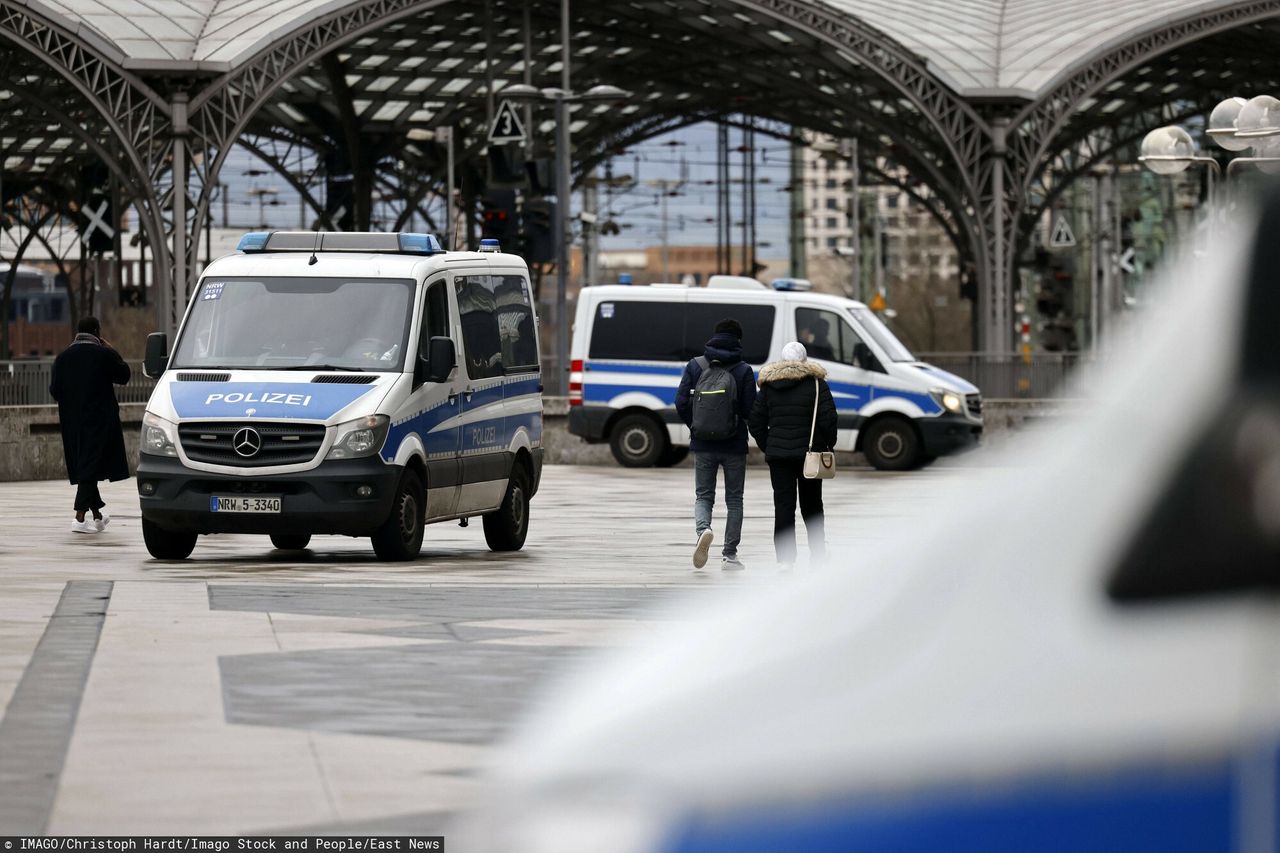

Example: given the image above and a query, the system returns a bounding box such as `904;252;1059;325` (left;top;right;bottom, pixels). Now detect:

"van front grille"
177;372;231;382
311;374;377;384
178;422;326;467
966;394;982;418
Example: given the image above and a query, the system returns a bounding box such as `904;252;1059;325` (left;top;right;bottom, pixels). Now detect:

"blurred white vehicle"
467;195;1280;852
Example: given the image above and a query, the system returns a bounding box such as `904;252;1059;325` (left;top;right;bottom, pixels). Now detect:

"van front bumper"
919;414;983;457
137;455;400;535
568;405;611;442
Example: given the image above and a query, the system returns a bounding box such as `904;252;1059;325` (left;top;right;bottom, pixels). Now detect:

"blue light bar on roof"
772;277;813;291
478;238;500;252
398;233;446;254
236;231;446;255
237;232;271;252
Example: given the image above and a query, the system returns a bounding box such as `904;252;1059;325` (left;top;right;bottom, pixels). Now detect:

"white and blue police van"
567;276;982;470
136;231;542;562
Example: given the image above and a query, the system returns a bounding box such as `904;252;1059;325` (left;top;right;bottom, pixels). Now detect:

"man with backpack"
675;318;758;571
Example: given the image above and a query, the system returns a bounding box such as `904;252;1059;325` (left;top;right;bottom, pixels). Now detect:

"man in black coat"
50;317;131;534
675;318;758;571
748;340;838;568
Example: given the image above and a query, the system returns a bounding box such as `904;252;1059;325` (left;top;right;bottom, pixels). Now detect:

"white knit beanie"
781;341;808;362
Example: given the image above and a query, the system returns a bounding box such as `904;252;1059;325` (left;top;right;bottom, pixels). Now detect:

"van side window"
795;307;862;366
454;273;539;379
684;303;775;363
419;280;450;360
589;301;685;361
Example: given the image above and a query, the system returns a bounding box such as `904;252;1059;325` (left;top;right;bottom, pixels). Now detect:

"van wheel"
610;414;667;467
270;533;311;550
484;464;530;551
371;469;425;561
142;518;197;560
657;446;690;467
862;417;921;471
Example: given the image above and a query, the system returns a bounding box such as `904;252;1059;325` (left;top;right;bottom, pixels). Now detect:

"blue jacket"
674;333;758;454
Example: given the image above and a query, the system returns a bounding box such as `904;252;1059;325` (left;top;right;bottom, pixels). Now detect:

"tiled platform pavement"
0;460;981;835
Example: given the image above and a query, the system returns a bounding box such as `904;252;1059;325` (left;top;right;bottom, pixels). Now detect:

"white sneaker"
692;529;714;569
94;512;110;531
71;519;100;534
721;555;746;572
777;562;794;574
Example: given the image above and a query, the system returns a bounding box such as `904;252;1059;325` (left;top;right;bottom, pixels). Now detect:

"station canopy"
5;0;1280;347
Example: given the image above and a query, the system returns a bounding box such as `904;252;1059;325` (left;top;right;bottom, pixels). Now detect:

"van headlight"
326;414;390;459
931;388;964;414
141;412;178;457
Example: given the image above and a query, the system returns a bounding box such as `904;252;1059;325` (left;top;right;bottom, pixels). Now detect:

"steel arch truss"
174;0;991;298
975;0;1280;349
0;0;179;327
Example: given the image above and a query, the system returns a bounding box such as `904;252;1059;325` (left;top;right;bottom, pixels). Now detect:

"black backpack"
690;356;741;441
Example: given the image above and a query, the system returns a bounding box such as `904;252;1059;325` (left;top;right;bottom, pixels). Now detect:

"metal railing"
915;353;1091;399
0;359;156;407
1;352;1089;407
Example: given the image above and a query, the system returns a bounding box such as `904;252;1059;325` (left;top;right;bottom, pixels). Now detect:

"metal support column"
717;123;730;274
1098;166;1115;350
982;118;1012;353
847;137;860;298
789;131;805;278
522;0;534;161
552;0;572;397
746;120;756;276
442;127;455;250
740;122;749;275
168;93;190;337
583;175;599;285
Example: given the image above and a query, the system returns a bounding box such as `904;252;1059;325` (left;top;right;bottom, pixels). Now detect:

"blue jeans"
694;451;746;558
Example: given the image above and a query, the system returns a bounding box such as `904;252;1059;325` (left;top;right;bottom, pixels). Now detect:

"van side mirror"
143;332;169;378
425;336;455;384
853;342;883;373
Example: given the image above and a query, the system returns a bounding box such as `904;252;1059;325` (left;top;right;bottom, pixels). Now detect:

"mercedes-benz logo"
232;427;262;457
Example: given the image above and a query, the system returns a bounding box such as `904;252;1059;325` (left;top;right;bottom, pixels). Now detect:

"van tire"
371;469;425;561
610;414;667;467
484;464;530;551
142;518;197;560
862;417;921;471
270;533;311;550
657;446;690;467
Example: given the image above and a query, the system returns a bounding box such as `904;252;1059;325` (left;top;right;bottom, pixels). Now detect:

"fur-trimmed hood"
758;359;828;385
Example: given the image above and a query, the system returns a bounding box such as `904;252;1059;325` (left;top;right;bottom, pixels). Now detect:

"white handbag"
803;377;836;480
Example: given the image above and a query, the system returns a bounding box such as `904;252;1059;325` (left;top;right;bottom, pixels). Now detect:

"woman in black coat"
49;317;131;533
748;341;838;568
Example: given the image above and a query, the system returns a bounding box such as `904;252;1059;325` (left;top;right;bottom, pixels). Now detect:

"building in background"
799;133;969;352
573;245;788;287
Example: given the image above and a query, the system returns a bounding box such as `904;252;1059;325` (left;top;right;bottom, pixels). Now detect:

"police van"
568;276;982;470
136;232;542;562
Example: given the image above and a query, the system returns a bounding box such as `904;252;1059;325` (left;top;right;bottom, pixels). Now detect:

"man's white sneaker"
721;556;746;572
777;562;794;574
71;519;100;534
94;512;110;531
692;529;714;569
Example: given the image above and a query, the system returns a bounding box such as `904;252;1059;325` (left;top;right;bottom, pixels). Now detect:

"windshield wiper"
275;364;368;372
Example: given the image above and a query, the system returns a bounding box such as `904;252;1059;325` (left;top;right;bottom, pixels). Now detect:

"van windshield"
851;306;915;362
171;277;415;371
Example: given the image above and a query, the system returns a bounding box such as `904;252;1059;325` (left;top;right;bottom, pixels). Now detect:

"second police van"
568;276;982;470
136;232;542;562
